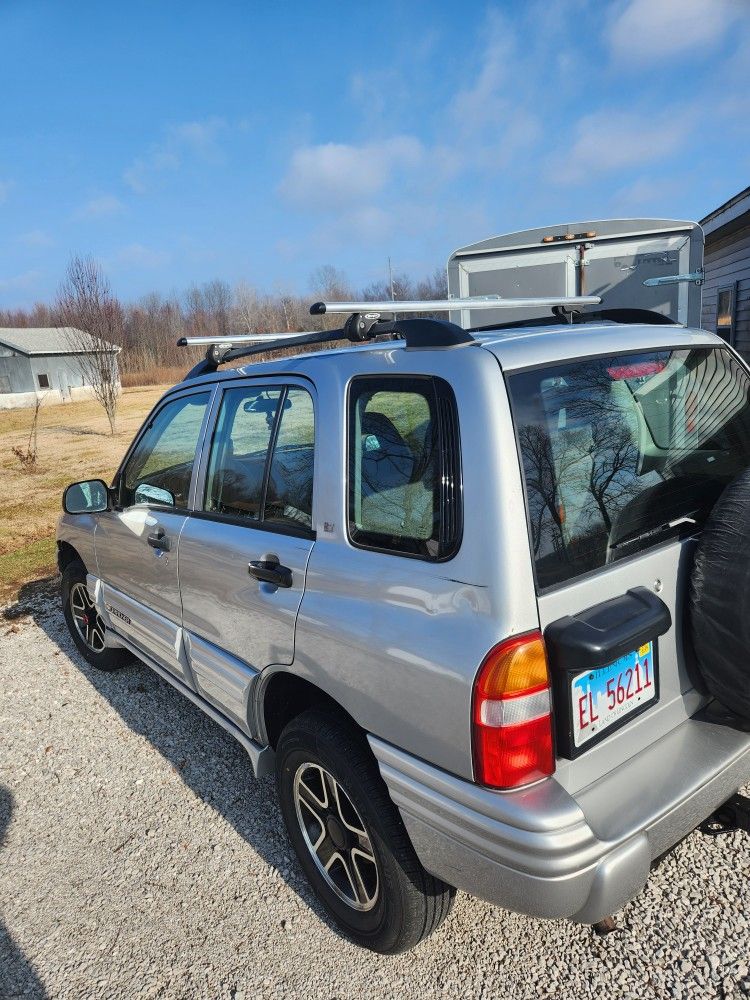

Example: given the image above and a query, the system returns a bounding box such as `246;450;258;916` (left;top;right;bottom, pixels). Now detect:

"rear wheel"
275;708;455;953
62;560;131;670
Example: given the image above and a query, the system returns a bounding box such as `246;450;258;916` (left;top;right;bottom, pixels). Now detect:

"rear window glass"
509;348;750;589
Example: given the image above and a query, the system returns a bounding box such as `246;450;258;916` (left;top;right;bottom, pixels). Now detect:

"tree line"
0;260;448;379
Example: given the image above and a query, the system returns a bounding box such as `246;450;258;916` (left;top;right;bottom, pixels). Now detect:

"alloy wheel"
293;762;379;911
70;582;106;653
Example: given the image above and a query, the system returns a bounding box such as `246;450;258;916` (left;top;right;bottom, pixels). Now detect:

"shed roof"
701;186;750;240
0;327;120;356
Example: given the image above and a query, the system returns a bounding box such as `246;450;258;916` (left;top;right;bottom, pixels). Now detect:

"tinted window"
510;348;750;589
348;376;461;559
205;387;282;520
204;384;314;531
121;393;210;508
264;388;315;530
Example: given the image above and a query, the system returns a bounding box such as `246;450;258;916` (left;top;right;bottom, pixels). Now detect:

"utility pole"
387;257;395;301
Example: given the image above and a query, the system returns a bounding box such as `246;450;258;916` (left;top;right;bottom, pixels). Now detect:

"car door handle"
248;557;293;588
147;529;171;551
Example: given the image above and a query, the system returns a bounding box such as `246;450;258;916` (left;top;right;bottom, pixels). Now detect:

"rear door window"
204;384;315;532
509;348;750;589
205;386;283;521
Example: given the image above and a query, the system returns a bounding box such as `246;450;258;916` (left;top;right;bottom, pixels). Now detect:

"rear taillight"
472;631;555;789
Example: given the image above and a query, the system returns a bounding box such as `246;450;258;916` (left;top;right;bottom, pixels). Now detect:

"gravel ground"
1;582;750;1000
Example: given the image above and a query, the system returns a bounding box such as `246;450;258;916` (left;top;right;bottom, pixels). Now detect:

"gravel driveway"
1;582;749;1000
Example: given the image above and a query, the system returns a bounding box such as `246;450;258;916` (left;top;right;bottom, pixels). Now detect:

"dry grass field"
0;386;168;602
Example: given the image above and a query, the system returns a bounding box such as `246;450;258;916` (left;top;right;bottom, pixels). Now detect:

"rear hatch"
448;219;704;329
505;342;750;793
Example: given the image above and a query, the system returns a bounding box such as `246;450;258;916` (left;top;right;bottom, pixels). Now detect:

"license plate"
571;642;657;748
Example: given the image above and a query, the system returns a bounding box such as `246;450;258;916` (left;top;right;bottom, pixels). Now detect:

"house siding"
0;353;34;393
701;219;750;359
28;354;90;395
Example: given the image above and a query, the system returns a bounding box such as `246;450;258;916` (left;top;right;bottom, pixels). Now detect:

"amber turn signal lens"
476;632;549;699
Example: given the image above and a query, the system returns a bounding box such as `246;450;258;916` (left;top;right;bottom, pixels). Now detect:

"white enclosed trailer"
447;219;704;329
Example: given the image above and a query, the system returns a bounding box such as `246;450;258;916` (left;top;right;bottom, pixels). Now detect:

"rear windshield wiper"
609;515;698;552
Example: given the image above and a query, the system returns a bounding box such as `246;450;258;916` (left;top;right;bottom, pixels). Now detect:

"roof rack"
310;295;601;315
177;293;603;379
468;307;678;335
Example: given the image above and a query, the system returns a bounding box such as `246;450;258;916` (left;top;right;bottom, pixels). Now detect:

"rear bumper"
369;703;750;923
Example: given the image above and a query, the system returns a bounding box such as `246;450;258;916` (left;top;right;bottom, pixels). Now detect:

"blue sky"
1;0;749;307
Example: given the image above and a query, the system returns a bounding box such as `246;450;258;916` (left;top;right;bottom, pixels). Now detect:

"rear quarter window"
509;348;750;589
348;375;461;560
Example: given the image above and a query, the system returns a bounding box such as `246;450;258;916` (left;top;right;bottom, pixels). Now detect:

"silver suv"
58;298;750;953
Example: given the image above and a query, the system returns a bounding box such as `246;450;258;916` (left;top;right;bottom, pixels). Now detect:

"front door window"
120;393;210;509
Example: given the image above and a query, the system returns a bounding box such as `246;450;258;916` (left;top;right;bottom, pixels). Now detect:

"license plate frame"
565;641;660;757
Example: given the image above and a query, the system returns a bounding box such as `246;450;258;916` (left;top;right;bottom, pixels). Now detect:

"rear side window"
264;387;315;530
205;386;283;520
509;348;750;589
348;376;461;560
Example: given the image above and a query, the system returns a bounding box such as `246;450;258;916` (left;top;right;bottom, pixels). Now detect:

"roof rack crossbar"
177;316;477;380
178;329;348;379
310;295;601;315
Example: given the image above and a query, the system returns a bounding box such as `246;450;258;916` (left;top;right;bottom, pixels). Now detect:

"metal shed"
0;327;120;409
700;187;750;357
447;219;704;330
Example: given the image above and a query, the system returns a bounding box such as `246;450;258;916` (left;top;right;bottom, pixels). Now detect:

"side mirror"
63;479;110;515
133;483;175;507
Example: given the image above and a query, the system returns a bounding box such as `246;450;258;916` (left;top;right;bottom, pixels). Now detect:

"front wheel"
61;560;131;671
275;708;455;953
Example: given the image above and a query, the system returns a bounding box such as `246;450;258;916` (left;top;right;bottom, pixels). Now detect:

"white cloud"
607;0;743;63
553;109;692;185
278;136;424;210
448;10;515;134
124;117;225;193
73;194;125;220
18;229;54;247
612;176;688;210
445;8;541;171
0;269;41;292
111;243;170;269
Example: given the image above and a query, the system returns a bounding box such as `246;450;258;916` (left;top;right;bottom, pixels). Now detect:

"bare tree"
11;394;44;472
55;256;123;434
416;267;448;300
309;266;353;331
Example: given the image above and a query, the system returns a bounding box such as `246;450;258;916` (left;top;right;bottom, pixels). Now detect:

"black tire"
61;560;131;671
275;708;455;953
689;467;750;719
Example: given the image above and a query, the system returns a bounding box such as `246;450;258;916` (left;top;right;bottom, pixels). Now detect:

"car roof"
173;322;725;391
473;322;723;371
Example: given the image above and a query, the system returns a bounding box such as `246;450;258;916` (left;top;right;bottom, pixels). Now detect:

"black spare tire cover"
689;467;750;720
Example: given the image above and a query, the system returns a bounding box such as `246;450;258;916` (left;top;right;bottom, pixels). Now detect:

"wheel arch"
57;540;84;574
257;669;364;750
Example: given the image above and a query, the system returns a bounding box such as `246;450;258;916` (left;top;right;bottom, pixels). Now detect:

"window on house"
37;373;50;388
716;284;737;344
